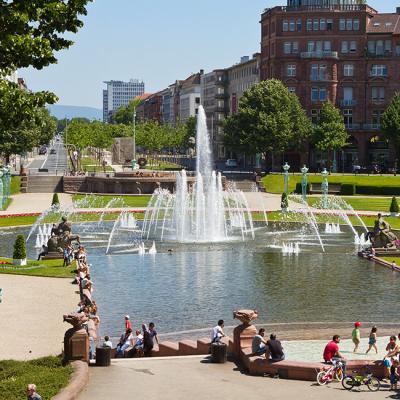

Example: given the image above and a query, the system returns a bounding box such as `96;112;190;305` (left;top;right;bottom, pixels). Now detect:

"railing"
345;123;361;130
363;123;381;130
300;51;338;59
272;4;372;12
340;99;357;107
366;51;392;58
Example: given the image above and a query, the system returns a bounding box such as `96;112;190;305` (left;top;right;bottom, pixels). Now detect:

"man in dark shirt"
266;333;285;362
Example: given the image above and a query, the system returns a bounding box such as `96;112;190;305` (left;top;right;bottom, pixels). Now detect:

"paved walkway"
78;357;394;400
0;193;74;216
0;274;77;360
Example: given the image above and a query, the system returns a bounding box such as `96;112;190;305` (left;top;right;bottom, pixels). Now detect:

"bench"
310;183;341;194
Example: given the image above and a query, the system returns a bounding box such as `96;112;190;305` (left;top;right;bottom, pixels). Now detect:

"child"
125;315;132;330
366;326;378;354
390;359;399;391
352;322;361;353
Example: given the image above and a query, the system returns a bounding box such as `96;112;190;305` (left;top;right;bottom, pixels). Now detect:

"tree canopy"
382;92;400;158
111;98;143;125
312;100;348;152
223;79;312;158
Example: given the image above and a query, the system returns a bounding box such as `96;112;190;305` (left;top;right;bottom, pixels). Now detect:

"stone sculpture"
233;309;259;325
47;216;80;253
63;313;89;362
372;213;399;248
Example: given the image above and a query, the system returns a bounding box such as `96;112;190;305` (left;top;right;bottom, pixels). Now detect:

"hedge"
13;234;26;260
340;184;356;195
295;182;310;194
390;196;399;213
356;185;400;196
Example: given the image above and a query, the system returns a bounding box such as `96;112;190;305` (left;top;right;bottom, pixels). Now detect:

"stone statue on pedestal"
372;213;398;248
47;216;80;254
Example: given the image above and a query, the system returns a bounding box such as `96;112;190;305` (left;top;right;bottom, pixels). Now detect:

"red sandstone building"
261;0;400;171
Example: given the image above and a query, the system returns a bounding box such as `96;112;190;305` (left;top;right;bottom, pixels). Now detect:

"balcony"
340;99;357;107
363;123;381;130
366;51;392;58
345;123;361;130
300;51;338;60
215;92;226;100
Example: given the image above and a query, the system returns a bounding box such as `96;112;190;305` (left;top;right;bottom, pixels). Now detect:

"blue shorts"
384;359;391;368
390;374;398;385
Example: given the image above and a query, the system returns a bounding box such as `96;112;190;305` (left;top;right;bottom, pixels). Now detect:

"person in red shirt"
323;335;347;373
125;315;132;331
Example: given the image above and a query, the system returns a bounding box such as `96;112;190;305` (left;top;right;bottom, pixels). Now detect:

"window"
311;64;327;80
343;87;353;101
346;19;353;30
327;19;333;31
288;87;296;93
349;41;357;52
311;109;320;125
289;19;295;31
372;87;385;101
307;19;312;31
319;87;327;101
286;64;296;77
324;41;331;51
372;110;382;126
311;87;327;102
339;19;346;30
353;19;360;30
343;109;353;126
344;64;354;77
284;42;291;54
292;41;299;53
283;20;289;32
313;19;319;31
376;40;384;55
320;19;326;31
311;88;319;102
396;44;400;56
311;64;319;80
341;41;349;53
308;41;315;52
385;40;392;53
297;19;302;31
370;65;388;77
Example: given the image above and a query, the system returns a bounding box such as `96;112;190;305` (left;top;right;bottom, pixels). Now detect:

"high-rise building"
103;79;145;122
261;0;400;170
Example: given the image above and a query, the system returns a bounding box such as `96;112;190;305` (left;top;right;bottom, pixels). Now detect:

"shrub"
281;192;289;209
295;182;310;194
13;234;26;260
390;196;399;213
356;185;400;196
52;193;60;207
340;184;355;195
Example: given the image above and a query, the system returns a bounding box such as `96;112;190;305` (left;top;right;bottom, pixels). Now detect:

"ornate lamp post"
321;167;329;209
301;165;309;201
283;162;290;195
131;106;138;170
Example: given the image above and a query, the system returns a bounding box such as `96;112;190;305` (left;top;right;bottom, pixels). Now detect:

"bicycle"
316;360;344;385
341;367;381;391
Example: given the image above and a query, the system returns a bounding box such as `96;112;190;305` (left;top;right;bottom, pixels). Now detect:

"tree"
184;116;197;149
224;79;312;161
390;196;399;214
52;193;60;208
382;93;400;159
312;100;348;169
112;98;143;125
13;235;26;260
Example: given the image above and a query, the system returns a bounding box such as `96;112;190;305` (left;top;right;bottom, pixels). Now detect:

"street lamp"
321;167;329;209
283;162;290;194
301;164;309;201
131;106;139;171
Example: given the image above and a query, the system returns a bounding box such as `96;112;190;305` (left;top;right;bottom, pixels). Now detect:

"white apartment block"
103;79;145;122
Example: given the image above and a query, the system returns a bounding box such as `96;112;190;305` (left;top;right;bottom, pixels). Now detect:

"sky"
21;0;399;109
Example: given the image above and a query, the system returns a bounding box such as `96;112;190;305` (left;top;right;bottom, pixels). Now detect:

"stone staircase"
20;175;63;193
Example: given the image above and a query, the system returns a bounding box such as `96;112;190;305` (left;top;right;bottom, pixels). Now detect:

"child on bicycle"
390;359;399;391
352;322;361;353
366;326;378;354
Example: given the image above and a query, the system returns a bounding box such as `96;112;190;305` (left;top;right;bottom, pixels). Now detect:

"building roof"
134;93;152;101
367;13;400;34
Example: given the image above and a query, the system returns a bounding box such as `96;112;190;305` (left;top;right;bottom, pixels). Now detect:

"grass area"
73;194;151;208
0;215;38;227
0;258;76;278
10;176;20;195
145;159;182;171
262;174;400;194
381;257;400;265
80;156;114;172
0;356;73;400
306;196;393;212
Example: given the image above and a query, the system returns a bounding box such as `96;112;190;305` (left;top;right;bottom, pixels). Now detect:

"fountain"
142;106;254;242
282;242;300;254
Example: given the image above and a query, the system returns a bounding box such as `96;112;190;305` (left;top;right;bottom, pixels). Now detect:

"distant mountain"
47;105;103;121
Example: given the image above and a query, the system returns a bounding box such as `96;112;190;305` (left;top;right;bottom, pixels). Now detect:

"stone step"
178;340;202;356
158;341;179;357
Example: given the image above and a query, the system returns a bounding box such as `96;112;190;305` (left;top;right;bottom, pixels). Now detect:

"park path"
78;357;393;400
0;274;77;360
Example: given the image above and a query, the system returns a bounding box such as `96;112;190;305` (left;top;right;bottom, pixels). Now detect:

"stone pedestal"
233;324;257;358
64;328;89;363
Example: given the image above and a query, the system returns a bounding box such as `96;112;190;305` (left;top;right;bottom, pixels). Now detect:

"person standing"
366;326;378;354
26;384;42;400
125;315;132;331
352;322;361;353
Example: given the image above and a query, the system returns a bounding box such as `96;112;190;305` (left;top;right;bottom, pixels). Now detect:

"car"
225;159;238;167
50;148;56;155
38;146;47;155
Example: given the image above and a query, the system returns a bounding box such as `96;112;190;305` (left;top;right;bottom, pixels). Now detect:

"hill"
48;105;102;120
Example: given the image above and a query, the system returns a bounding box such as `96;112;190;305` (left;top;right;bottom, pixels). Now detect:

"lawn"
80;156;114;172
73;194;151;208
381;257;400;265
0;215;38;227
0;258;76;278
10;176;21;195
0;356;73;400
145;158;182;171
262;174;400;194
306;196;393;212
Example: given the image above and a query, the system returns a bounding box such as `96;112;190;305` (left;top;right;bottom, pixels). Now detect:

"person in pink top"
125;315;132;330
323;335;347;374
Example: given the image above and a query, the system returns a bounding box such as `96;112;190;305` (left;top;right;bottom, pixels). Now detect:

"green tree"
52;193;60;207
390;196;399;214
382;93;400;159
224;79;312;160
312;100;348;169
13;235;27;260
112;98;143;125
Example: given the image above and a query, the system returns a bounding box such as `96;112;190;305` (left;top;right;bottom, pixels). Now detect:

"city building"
200;69;228;161
179;72;202;124
103;79;145;122
261;0;400;171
